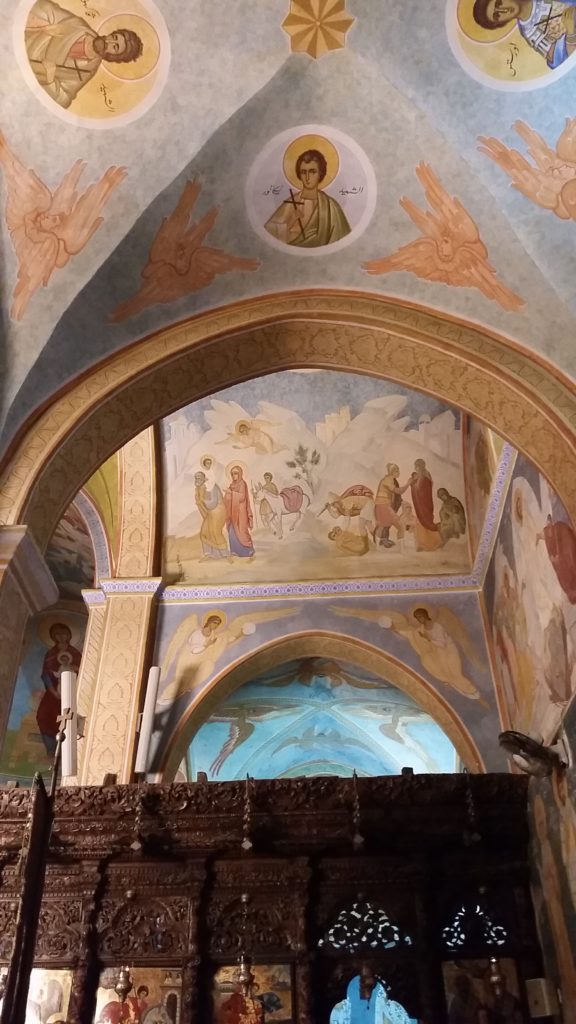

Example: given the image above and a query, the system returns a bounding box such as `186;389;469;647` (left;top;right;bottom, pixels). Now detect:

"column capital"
0;525;58;612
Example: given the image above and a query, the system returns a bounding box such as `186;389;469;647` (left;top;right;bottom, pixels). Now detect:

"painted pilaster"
79;579;162;785
0;526;58;747
66;589;108;786
76;425;161;785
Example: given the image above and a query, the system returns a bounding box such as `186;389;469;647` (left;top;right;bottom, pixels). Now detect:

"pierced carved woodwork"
0;775;538;1023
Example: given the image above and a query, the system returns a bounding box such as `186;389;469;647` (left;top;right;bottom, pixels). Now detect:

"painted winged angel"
478;119;576;221
159;607;300;703
110;179;260;321
330;604;488;704
362;163;524;312
0;130;126;320
351;703;442;773
262;657;384;690
209;703;299;776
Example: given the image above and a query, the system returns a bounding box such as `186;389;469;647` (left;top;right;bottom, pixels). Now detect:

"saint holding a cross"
264;134;351;248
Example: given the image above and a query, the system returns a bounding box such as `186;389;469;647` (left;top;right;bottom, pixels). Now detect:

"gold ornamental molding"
1;290;576;550
160;631;485;780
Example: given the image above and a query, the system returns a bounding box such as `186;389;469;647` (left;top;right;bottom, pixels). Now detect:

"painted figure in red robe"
36;622;82;755
224;466;254;558
537;514;576;603
407;459;442;552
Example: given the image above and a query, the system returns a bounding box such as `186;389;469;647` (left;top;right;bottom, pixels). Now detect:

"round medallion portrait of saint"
246;125;377;256
446;0;576;89
14;0;170;127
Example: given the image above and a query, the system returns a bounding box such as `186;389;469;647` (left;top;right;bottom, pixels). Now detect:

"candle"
135;666;161;774
60;670;77;777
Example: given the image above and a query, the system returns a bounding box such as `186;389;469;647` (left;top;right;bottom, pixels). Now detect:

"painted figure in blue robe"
473;1;576;69
330;967;412;1024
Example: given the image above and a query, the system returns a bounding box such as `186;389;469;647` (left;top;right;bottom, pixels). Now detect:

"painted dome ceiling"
1;0;576;449
3;0;576;790
187;657;460;780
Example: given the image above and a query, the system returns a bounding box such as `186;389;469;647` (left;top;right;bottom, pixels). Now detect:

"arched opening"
1;291;575;551
186;654;462;781
158;633;484;780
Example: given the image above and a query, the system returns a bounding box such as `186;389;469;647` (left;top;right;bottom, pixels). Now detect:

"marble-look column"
78;579;163;785
0;526;58;746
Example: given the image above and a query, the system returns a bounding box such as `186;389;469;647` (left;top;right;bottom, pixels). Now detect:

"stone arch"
1;291;576;551
159;631;485;780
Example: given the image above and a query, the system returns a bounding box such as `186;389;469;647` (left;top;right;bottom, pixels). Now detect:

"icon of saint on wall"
17;0;169;126
25;0;143;109
264;135;351;248
447;0;576;88
246;124;376;255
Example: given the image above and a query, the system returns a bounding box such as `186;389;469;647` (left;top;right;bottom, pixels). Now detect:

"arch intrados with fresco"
158;631;485;781
1;290;576;551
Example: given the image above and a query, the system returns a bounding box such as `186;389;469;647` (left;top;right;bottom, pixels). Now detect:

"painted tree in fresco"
286;444;321;492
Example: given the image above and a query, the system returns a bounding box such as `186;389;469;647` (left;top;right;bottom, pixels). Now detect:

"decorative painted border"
82;589;107;607
100;577;163;594
471;442;516;583
75;490;112;582
159;575;477;601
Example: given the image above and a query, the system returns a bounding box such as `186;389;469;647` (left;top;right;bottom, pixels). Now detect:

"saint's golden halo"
225;459;249;480
283;133;340;190
202;610;227;630
98;13;161;80
456;0;517;43
37;613;81;649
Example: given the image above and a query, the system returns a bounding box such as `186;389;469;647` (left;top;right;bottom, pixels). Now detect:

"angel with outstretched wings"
478;119;576;221
273;725;370;754
330;604;489;704
110;179;260;321
0;131;126;320
208;703;297;776
362;163;524;312
217;418;286;454
158;606;301;703
264;657;384;690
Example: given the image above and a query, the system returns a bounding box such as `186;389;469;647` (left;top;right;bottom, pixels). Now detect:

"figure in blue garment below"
473;1;576;69
329;966;412;1024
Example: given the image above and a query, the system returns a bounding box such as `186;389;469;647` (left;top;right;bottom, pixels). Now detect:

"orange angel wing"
513;121;562;173
186;246;260;290
555;117;576;164
478;133;563;213
456;247;525;312
147;179;210;266
0;131;52;231
415;162;480;246
363;237;450;283
55;165;127;263
0;133;60;319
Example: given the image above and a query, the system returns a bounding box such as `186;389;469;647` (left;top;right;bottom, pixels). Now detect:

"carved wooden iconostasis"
0;775;539;1024
1;360;575;1020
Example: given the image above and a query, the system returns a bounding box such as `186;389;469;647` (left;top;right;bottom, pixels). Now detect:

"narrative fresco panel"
161;371;471;585
485;454;576;739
